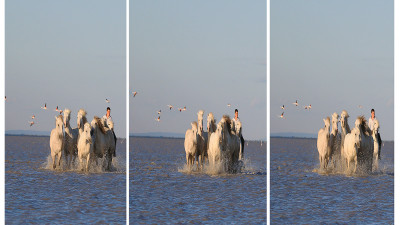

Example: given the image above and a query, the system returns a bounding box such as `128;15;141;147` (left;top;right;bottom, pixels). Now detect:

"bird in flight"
293;100;298;106
155;116;160;122
29;121;35;127
167;105;173;110
157;110;161;114
132;91;137;97
281;105;285;110
279;112;285;119
41;103;47;110
227;103;231;107
105;99;110;103
31;115;35;119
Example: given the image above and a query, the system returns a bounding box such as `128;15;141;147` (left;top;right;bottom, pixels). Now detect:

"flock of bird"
4;95;117;128
130;91;234;123
279;100;312;119
154;105;187;122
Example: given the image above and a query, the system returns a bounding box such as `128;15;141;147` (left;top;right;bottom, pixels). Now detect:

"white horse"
340;110;351;159
184;121;198;169
206;112;216;154
91;116;116;171
207;112;216;142
208;121;223;167
343;117;362;173
102;116;117;156
328;112;341;167
77;123;93;172
77;109;88;142
372;119;381;171
50;115;64;169
317;117;330;170
196;110;208;168
221;115;241;173
63;109;79;168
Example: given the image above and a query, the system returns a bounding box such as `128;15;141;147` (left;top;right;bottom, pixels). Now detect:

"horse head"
207;112;215;133
55;115;63;130
331;112;339;133
323;116;330;130
77;109;87;129
340;110;349;130
197;110;204;132
353;127;362;149
235;120;242;136
63;108;71;127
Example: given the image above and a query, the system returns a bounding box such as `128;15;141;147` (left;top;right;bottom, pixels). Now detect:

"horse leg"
353;156;357;174
52;154;56;169
86;154;91;172
58;152;62;168
106;150;112;171
199;154;203;170
79;156;83;171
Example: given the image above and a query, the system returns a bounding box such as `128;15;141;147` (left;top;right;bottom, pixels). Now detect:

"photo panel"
270;0;394;223
130;0;266;223
5;1;126;223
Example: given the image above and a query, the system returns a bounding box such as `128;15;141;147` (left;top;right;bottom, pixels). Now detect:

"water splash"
178;157;264;176
40;154;125;173
312;155;393;177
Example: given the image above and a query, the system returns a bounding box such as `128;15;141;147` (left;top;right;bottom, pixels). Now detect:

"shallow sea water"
130;137;266;224
270;137;394;224
5;135;126;224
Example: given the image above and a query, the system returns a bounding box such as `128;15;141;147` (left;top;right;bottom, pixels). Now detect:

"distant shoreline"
129;135;267;142
270;136;394;142
5;134;126;140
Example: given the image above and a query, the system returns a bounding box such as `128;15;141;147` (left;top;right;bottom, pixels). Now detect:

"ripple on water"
5;136;126;224
130;137;267;224
271;137;393;224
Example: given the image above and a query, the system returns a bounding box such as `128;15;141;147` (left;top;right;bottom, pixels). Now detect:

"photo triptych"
2;0;394;224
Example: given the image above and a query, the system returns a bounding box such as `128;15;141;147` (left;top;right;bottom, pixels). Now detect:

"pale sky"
130;0;266;140
271;0;394;140
5;0;126;138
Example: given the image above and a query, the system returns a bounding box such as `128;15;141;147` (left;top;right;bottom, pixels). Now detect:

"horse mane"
207;113;216;131
197;110;204;120
78;109;87;124
222;115;232;132
64;108;71;116
341;110;349;118
357;115;369;135
94;116;107;134
332;112;338;120
325;116;330;123
78;109;87;117
211;120;216;132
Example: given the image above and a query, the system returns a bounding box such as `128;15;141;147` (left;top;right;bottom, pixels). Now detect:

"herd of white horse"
49;109;116;172
184;110;244;173
317;110;381;173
